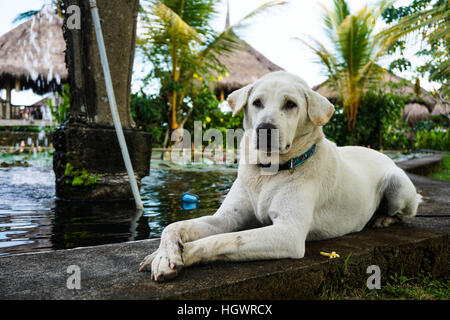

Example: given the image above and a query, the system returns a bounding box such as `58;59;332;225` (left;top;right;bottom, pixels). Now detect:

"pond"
0;149;434;256
0;152;237;256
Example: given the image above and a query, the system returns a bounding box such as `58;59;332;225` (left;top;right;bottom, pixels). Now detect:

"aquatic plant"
64;163;103;187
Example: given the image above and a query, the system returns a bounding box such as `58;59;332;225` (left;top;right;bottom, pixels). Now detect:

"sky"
0;0;439;106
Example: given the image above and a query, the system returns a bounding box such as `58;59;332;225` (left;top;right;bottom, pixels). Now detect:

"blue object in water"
181;193;199;210
182;201;198;210
182;193;199;203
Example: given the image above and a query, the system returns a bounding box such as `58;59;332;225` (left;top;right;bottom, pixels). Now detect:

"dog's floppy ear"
305;90;335;126
227;83;253;117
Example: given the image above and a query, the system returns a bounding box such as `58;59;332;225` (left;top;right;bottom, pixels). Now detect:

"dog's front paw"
139;238;184;281
148;248;184;281
139;249;159;272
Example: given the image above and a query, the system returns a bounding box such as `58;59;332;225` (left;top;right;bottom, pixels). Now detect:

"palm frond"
145;1;201;41
13;10;39;23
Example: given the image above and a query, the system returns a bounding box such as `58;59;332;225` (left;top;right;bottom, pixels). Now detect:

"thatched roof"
215;37;284;93
403;103;431;126
431;102;450;116
381;73;438;110
313;71;438;108
312;70;447;126
0;5;68;95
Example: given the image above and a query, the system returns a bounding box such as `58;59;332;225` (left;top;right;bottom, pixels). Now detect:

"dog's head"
227;71;334;155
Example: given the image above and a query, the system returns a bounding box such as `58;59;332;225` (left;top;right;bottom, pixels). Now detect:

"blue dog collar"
258;144;317;171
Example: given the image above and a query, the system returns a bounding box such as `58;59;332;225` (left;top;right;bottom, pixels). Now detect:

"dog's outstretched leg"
139;179;257;281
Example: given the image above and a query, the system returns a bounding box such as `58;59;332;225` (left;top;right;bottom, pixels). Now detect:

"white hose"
89;0;143;209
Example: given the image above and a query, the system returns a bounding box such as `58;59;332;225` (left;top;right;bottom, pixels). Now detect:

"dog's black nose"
256;123;277;150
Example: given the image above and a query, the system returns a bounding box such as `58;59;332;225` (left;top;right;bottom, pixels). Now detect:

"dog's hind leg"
371;167;420;228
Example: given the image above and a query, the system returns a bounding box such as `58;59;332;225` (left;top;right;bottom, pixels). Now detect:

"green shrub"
184;86;244;147
323;91;410;150
130;92;168;146
415;127;450;151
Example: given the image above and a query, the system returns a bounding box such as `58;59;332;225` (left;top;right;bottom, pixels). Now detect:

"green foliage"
184;82;244;144
324;91;410;150
50;84;70;124
64;163;103;187
130;91;168;146
415;127;450;151
0;126;53;132
411;120;436;132
138;0;284;135
428;154;450;181
382;0;449;89
320;269;450;300
299;0;396;131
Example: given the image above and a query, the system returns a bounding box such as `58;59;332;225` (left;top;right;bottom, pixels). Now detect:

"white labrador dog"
139;71;420;281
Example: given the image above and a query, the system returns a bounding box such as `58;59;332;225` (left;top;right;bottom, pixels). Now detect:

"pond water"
0;149;433;256
0;152;236;256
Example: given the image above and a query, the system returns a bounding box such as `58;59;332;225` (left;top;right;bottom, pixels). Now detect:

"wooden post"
5;82;11;120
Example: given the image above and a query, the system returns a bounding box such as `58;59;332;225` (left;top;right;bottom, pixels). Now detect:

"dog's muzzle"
256;122;279;151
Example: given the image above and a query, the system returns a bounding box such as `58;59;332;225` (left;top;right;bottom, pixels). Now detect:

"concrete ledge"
397;154;443;176
0;222;448;300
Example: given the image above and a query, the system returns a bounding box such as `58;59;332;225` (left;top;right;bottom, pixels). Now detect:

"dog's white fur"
139;71;419;281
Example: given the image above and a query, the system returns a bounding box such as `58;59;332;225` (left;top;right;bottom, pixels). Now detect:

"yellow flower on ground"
320;251;340;259
209;77;215;82
218;76;223;81
225;72;229;77
206;116;211;123
193;73;198;79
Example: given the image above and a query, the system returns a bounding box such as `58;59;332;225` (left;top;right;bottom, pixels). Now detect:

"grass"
428;154;450;182
319;270;450;300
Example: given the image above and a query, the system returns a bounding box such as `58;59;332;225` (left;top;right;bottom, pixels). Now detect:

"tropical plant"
323;90;410;150
138;0;285;145
381;0;449;93
298;0;397;131
183;80;244;146
49;83;70;124
130;91;168;147
415;127;450;151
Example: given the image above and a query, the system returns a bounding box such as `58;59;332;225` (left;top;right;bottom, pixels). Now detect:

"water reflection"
0;158;236;256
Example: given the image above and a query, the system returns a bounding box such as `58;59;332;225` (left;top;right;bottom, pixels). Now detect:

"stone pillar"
54;0;151;201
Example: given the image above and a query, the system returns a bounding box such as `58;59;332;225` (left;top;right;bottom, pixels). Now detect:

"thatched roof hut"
213;3;283;99
381;72;438;109
214;38;284;97
312;70;448;126
0;5;68;95
431;102;449;116
402;103;431;126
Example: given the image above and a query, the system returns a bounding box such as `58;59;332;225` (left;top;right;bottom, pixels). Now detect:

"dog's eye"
283;100;297;110
253;99;263;109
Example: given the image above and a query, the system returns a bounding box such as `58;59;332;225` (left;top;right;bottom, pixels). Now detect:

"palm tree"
381;0;449;89
138;0;286;134
298;0;396;131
